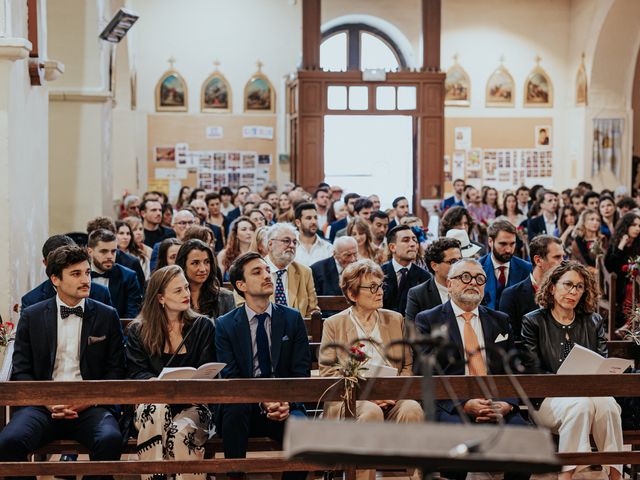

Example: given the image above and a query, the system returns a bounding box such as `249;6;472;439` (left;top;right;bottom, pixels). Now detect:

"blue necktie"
274;270;287;306
255;312;271;378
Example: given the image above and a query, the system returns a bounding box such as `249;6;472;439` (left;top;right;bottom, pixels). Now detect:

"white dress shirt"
450;300;486;375
266;256;289;303
52;296;85;381
391;258;413;285
543;213;558;237
435;279;450;304
490;255;510;286
294;235;334;267
245;303;273;377
91;265;110;288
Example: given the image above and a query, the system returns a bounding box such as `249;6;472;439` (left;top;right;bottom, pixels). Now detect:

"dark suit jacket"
440;196;464;212
205;222;224;253
116;249;145;290
310;257;341;296
94;264;142;319
526;215;556;241
328;217;348;243
414;301;515;414
405;277;444;322
382;261;431;316
12;297;126;382
479;254;532;309
21;280;112;312
498;276;537;342
225;207;241;227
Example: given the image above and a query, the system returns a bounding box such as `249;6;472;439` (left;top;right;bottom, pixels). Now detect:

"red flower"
623;264;630;272
633;270;639;277
6;322;14;329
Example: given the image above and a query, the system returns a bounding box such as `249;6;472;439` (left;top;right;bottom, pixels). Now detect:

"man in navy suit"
479;220;532;309
21;234;112;311
327;192;360;243
414;258;528;480
225;185;252;226
382;225;431;316
311;236;358;296
526;190;559;240
215;252;310;480
88;229;142;319
0;246;126;477
439;178;466;212
499;235;564;341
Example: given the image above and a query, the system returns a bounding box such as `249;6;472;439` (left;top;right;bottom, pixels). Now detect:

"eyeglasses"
358;283;384;294
558;281;585;293
450;272;487;285
175;221;195;226
273;238;299;247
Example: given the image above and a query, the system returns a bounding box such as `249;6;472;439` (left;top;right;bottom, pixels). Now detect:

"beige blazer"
234;260;319;317
319;308;413;377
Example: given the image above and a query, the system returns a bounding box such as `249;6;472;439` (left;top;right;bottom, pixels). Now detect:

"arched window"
320;23;408;72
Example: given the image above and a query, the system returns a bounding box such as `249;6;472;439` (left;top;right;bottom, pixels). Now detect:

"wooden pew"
597;255;618;339
317;295;350;312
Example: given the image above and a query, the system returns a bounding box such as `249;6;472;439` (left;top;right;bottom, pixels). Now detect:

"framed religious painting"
445;55;471;107
485;62;515;107
155;58;188;112
201;63;231;112
576;54;588;106
524;58;553;108
244;62;275;113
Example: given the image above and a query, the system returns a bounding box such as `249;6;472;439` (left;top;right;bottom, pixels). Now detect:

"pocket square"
494;333;509;342
88;335;106;345
281;335;289;342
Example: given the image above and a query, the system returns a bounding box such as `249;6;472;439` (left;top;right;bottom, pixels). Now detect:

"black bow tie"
91;270;112;279
60;305;84;319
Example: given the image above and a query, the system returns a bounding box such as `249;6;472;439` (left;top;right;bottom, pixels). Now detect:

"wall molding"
49;89;112;103
0;37;32;61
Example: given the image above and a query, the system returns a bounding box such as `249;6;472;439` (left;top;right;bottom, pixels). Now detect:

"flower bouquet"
621;256;640;280
0;319;14;349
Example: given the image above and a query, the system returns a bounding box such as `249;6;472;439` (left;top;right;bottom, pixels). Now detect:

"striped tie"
462;312;487;376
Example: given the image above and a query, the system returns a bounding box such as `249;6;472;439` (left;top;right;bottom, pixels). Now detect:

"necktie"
497;266;507;288
274;270;287;306
397;267;409;293
462;312;487;376
255;312;272;378
60;305;84;319
91;270;112;279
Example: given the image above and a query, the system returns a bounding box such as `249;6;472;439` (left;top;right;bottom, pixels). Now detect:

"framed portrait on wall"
244;63;275;113
535;125;552;148
485;63;515;107
576;54;588;106
445;56;471;107
524;59;553;107
155;58;188;112
201;68;231;112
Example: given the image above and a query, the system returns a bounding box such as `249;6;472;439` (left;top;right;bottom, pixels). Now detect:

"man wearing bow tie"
88;229;142;319
215;252;310;480
0;245;126;478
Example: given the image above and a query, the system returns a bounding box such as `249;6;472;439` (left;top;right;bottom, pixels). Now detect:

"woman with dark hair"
570;208;607;272
248;209;267;229
440;206;485;256
124;216;152;279
175;186;191;211
522;261;623;480
176;239;235;319
161;202;174;229
494;192;526;227
127;265;216;477
557;205;578;249
599;195;619;238
155;238;182;271
217;216;256;277
482;187;501;217
605;212;640;333
188;188;205;204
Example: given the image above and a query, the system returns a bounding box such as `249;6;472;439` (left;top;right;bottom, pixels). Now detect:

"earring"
161;303;165;309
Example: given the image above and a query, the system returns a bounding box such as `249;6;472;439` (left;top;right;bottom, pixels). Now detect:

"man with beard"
414;258;529;480
88;229;142;318
479;220;532;309
381;225;431;315
440;178;466;212
313;187;331;230
294;203;333;267
262;223;319;317
140;199;176;248
369;210;390;249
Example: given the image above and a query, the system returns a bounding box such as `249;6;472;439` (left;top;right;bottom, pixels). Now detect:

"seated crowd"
0;179;638;480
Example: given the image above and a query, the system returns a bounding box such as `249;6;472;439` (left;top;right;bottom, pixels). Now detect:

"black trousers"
0;406;122;480
216;403;307;480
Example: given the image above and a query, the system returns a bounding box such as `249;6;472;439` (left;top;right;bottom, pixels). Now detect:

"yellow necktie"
462;311;487;376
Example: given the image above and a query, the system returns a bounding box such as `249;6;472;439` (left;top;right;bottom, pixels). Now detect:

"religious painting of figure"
524;67;553;107
445;63;471;107
485;65;515;107
201;72;231;112
155;71;188;112
576;57;588;106
244;74;274;112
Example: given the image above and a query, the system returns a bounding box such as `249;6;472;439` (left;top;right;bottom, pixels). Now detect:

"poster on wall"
454;127;472;150
534;126;552;148
154;146;175;163
466;149;482;189
452;151;465;181
592;118;623;177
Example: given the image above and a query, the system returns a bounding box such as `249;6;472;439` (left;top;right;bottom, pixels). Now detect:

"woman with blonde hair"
127;265;216;480
346;217;384;264
217;216;256;279
249;225;269;257
569;209;607;271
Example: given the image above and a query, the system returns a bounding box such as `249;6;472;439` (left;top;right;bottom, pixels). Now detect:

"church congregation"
0;1;640;479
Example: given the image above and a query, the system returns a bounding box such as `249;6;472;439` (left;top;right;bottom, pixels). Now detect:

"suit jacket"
440;196;464;212
405;277;444;323
498;276;537;342
12;297;126;382
328;217;348;243
381;261;431;316
21;280;112;312
479;254;532;309
310;257;341;296
94;264;142;319
116;249;146;291
205;222;224;253
414;301;515;414
526;215;556;241
215;303;310;380
225;207;241;228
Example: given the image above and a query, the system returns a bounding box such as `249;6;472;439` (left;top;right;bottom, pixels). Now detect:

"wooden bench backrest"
317;295;350;312
596;255;617;338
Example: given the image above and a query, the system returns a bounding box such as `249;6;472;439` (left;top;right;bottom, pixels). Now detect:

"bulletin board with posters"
147;114;277;201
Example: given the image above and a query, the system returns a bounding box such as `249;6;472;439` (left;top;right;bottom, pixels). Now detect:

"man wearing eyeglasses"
414;258;529;480
263;223;319;317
